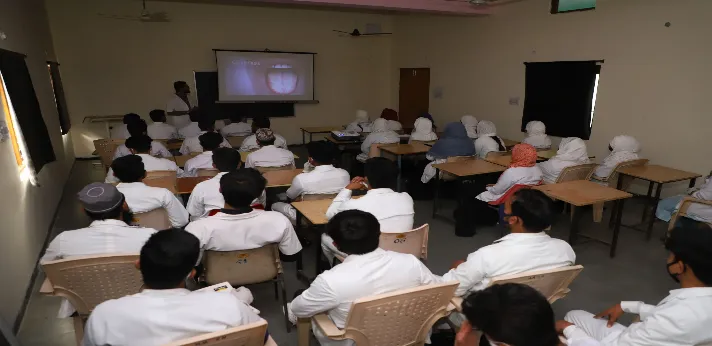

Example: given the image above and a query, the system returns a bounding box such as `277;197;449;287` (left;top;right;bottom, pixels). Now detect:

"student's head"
123;113;141;125
198;116;215;132
127;119;148;137
251;115;270;133
149;109;167;123
255;128;276;147
188;108;201;123
307;141;335;166
173;80;190;94
230;113;245;123
364;157;398;190
460;283;559;346
125;135;152;154
212;147;242;172
78;183;132;224
219;169;266;208
199;132;224;151
327;210;381;256
503;189;554;233
139;230;200;290
111;155;146;183
665;222;712;287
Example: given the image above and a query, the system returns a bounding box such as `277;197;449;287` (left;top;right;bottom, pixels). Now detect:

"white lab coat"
185;210;302;255
244;145;295;168
146;122;178;140
461;115;478;139
116;182;189;228
239;134;288;151
289;248;441;346
538;137;591;184
105;154;184;184
220;122;252;137
409;118;438;142
593;135;641;180
183;151;214;177
165;94;192;129
186;172;267;220
386;119;402;131
563;287;712;346
272;165;350;223
345;110;372;133
474;136;506;159
179;131;231;155
357;119;400;162
112;142;171;160
83;288;263;346
421;158;447;183
678;177;712;223
522;121;552;149
110;124;130;139
476;166;543;202
178;122;201;139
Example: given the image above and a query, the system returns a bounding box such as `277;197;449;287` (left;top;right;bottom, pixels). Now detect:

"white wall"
45;0;395;157
0;0;75;325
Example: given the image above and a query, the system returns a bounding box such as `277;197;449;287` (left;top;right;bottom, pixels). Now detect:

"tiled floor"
17;150;678;345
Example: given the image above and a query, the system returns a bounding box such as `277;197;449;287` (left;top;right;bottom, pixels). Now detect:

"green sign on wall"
552;0;596;13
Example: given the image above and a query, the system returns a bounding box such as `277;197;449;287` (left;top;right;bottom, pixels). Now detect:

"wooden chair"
368;143;382;158
592;159;649;222
40;254;143;346
133;208;172;230
668;196;712;231
226;136;249;148
299;193;338;201
93;139;125;169
197;168;220;177
161;320;270;346
334;224;430;263
255;164;296;173
297;282;458;346
554;163;598;184
202;244;290;332
143;172;178;194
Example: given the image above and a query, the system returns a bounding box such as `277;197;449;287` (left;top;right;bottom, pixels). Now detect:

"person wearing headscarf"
461;115;478;139
656;172;712;224
357;118;400;162
592;135;641;180
421;112;436;130
380;108;402;132
522;121;552;150
538;138;591;184
474;121;506;159
476;143;542;203
409;117;438;142
345;110;372;133
421;123;476;183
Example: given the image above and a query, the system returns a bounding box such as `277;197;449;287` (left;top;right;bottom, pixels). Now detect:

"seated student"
409;117;438;142
83;230;266;346
592;135;641;181
183;132;226;177
146;109;178;140
474;120;507;159
185;169;302;258
656;172;712;224
288;210;440;346
220;113;252;137
272;141;350;224
461;115;478;139
112;155;189;228
178;109;202;139
323;158;414;263
421;122;476;183
179;117;231;155
239;115;287;151
476;143;543;204
538;137;591;184
345;110;372;133
559;222;712;346
522;120;552;150
110;113;141;139
380;108;402;132
106;135;183;183
244;129;295;169
113;119;171;159
356;118;400;162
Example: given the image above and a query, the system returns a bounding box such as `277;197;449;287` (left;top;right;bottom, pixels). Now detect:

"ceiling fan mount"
97;0;171;23
332;28;392;37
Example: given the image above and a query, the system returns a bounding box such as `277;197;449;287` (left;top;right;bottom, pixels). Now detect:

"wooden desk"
501;138;520;149
176;177;210;194
240;151;300;162
379;143;432;191
174;154;198;168
535;180;632;257
431;160;507;221
301;126;342;144
484;155;512;167
263;169;303;188
292;198;335;284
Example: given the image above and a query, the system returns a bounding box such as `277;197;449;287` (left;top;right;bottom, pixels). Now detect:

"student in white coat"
112;155;189;228
345;110;372;133
558;222;712;346
239;115;288;151
289;210;440;346
322;158;414;264
183;132;226;177
112;120;171;160
165;81;195;129
461;115;478;139
272;141;350;224
178;110;202;139
421;122;476;184
106;135;183;183
474;120;507;159
522;121;552;150
179;117;231;155
656;172;712;224
244;129;295;169
538;137;591;184
476;144;543;204
83;230;268;346
147;109;178;140
592;135;641;181
356;118;400;162
380;108;402;132
220;114;252;137
409;117;438;142
109;113;140;139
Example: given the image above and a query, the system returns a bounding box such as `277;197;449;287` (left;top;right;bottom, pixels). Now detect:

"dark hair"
257;136;276;147
127;119;148;137
230;113;244;122
199;132;224;151
364;157;397;189
111;155;146;183
140;230;200;289
307;141;335;165
326;210;381;255
125;135;152;153
149;109;166;122
189;109;201;123
463;283;559;346
252;115;271;129
198;117;215;131
220;169;265;207
123;113;141;125
510;189;555;232
212;147;242;172
84;195;125;221
665;222;712;286
173;81;188;92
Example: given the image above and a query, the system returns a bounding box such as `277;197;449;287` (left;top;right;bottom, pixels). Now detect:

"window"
47;62;71;135
589;73;600;128
0;71;29;175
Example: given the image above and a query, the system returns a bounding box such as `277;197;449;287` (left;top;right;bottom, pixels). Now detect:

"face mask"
667;261;681;283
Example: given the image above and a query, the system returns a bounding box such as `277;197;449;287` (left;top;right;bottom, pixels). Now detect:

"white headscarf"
538;137;590;184
593;135;641;179
372;118;389;133
410;118;438;141
461;115;478;139
523;121;552;149
356;110;368;123
476;120;497;137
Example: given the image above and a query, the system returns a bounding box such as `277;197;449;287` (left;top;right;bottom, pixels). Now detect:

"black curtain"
522;61;601;140
48;62;71;135
0;49;56;173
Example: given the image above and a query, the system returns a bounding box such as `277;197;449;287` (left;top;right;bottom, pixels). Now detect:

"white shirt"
474;136;505;159
110;124;130;139
178;122;201;139
564;288;712;346
326;188;414;233
441;232;576;297
345;121;372;133
386;120;402;131
165;94;192;129
116;182;189;228
183;151;214;177
106;154;184;184
286;165;350;200
112;142;171;160
357;131;400;162
685;177;712;223
220;122;252;137
179;131;232;155
476;166;543;202
147;122;178;140
239;134;288;151
185;210;302;255
186;172;266;220
83;288;263;346
244;145;295;168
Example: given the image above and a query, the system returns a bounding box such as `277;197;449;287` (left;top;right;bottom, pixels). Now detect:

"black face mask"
122;210;135;225
667;261;681;283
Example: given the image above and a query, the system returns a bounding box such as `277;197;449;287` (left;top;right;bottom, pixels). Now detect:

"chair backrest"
368;143;381;158
93;139;125;167
203;244;282;286
197;168;220;177
161;320;269;346
41;254;143;315
145;170;177;179
133;208;172;230
341;282;459;345
226;136;249;148
255;164;296;173
668;197;712;231
489;265;584;304
299;193;338;201
608;159;649;188
555;163;599;183
378;224;429;260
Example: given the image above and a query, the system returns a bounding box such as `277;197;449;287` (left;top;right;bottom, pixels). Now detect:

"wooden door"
398;68;430;129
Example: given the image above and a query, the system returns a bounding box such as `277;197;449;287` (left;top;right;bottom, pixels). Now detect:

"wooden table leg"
611;199;625;258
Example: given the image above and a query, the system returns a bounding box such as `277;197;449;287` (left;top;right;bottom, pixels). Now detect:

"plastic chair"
592;159;649;222
554;163;598;183
668;196;712;231
93;139;125;168
226;136;249;148
197;168;220;177
378;224;429;261
202;244;290;332
133;208;172;230
299;193;338;201
297;282;459;346
40;254;143;346
255;164;296;173
161;320;269;346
